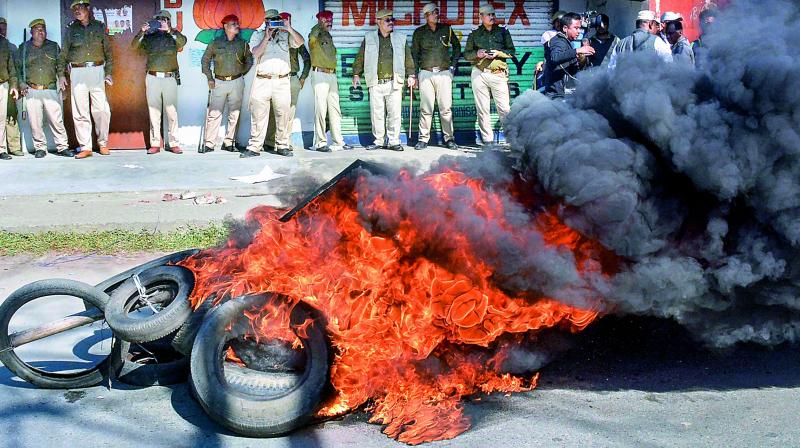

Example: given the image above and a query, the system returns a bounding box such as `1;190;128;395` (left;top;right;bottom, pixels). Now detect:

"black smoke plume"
505;0;800;348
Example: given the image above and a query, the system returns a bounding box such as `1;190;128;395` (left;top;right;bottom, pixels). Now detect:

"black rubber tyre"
223;363;302;394
0;279;124;389
171;297;215;356
189;294;330;437
115;340;189;386
105;266;195;344
94;249;200;295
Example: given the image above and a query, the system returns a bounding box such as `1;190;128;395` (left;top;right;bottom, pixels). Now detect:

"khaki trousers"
69;65;110;149
146;74;179;148
0;82;8;154
368;81;402;146
7;94;21;153
471;68;510;144
26;89;69;152
246;76;290;152
311;71;344;149
266;75;300;148
204;77;243;148
418;70;454;143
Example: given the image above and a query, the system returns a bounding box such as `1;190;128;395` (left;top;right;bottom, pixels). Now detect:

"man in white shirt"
608;10;673;70
243;8;304;158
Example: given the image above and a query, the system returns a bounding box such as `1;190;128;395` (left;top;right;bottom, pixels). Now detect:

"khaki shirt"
201;35;253;80
132;29;187;72
308;24;336;71
60;19;113;76
464;25;516;71
353;33;414;79
411;23;461;71
290;46;310;80
0;37;18;89
17;39;62;89
250;30;300;76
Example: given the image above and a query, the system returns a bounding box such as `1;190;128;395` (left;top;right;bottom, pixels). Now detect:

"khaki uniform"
353;31;415;146
132;28;187;149
464;25;515;144
411;23;461;144
308;24;344;149
266;45;310;149
0;36;17;155
245;30;301;152
201;35;252;149
60;19;113;150
6;42;21;155
17;39;69;152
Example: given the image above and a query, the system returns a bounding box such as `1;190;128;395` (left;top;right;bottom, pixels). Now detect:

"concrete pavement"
0;254;798;448
0;145;474;232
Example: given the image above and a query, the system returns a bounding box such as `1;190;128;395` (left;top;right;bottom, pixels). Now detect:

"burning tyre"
104;265;195;344
189;294;330;437
94;249;200;295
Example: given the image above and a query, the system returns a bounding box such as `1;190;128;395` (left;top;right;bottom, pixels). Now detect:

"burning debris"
1;0;797;444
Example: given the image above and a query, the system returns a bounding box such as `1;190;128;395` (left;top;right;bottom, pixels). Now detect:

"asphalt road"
0;145;473;232
0;253;797;448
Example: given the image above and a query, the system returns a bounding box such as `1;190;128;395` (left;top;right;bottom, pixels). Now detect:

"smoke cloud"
504;0;800;348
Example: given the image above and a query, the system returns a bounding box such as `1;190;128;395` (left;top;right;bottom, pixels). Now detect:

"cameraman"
543;12;594;98
588;14;619;68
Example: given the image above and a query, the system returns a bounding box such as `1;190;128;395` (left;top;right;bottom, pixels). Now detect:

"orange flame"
180;168;614;444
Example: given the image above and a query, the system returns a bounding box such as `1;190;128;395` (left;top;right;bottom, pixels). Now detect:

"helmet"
552;10;567;23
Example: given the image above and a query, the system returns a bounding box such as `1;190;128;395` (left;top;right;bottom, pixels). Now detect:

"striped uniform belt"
256;73;290;79
215;73;244;81
70;60;104;68
424;66;449;73
482;67;508;74
28;82;51;90
376;78;394;84
312;67;335;74
147;71;175;78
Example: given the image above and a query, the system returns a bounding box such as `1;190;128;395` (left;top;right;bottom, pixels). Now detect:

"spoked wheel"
189;294;330;437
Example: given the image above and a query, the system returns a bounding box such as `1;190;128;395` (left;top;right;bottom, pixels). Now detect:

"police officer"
59;0;113;159
133;10;187;154
242;9;304;158
264;11;310;154
411;2;460;150
352;9;416;151
0;18;22;158
200;14;252;154
0;17;17;161
17;19;71;158
308;10;350;152
464;4;515;148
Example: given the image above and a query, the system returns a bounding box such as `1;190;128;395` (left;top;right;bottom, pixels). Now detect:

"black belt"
70;60;104;68
289;72;297;76
0;79;8;84
215;73;244;81
256;73;290;79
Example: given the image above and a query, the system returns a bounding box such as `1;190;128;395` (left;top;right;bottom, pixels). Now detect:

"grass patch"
0;223;230;256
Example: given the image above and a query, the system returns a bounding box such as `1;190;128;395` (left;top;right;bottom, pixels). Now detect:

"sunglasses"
380;17;396;23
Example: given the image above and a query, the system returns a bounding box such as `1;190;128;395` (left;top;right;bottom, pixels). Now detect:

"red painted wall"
649;0;728;42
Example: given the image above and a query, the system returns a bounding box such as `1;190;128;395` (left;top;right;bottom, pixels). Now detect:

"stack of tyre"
0;250;330;437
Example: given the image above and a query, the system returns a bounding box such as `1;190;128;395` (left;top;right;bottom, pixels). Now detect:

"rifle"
21;28;27;120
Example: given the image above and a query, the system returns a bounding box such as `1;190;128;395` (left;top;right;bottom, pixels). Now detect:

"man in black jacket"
543;12;594;98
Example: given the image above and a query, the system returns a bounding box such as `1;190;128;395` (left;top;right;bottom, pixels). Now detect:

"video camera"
146;19;162;33
267;19;285;28
579;10;601;30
